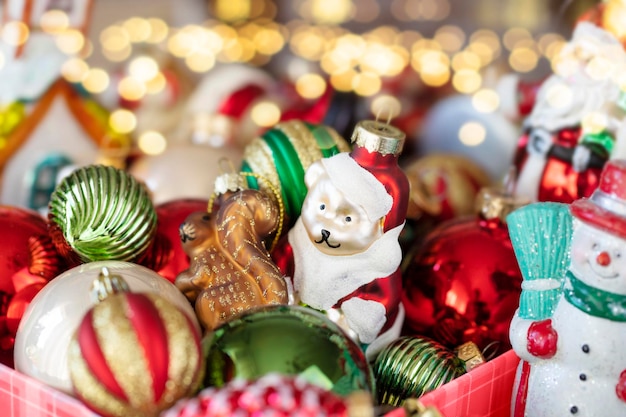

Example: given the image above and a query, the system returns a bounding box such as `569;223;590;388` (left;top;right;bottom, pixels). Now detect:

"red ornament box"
0;349;520;417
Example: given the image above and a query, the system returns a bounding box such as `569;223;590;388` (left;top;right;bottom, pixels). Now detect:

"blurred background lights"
295;73;327;98
82;68;110;93
472;89;500;113
109;109;137;134
458;121;487;146
118;76;147;101
251;101;281;126
61;58;90;83
371;95;402;120
39;10;70;34
54;29;85;55
582;111;609;134
128;56;160;82
138;131;167;155
2;21;29;46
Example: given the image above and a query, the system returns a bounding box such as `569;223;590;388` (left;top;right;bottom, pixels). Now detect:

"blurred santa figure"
511;22;626;203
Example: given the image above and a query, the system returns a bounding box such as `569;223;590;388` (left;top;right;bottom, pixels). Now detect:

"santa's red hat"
571;159;626;238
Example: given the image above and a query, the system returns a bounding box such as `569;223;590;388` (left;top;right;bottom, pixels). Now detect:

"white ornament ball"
419;94;519;182
13;261;198;394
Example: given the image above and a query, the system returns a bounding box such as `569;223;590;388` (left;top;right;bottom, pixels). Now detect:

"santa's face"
570;220;626;294
301;170;383;256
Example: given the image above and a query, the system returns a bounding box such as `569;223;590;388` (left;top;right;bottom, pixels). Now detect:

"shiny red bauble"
401;214;522;356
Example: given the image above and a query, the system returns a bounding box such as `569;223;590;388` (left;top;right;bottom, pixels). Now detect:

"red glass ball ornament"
162;374;351;417
138;199;208;283
402;190;524;355
0;206;63;361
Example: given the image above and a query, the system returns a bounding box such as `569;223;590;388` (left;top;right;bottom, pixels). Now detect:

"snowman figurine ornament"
510;159;626;417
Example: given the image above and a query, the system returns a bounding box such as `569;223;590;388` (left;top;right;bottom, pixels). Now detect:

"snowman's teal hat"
571;159;626;239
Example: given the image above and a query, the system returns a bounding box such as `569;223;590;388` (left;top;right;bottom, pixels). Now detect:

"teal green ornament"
373;336;466;407
506;202;573;320
48;165;157;264
203;305;374;397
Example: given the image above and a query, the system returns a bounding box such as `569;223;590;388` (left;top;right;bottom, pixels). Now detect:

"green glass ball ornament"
48;165;157;264
373;336;466;407
241;120;350;228
203;305;374;397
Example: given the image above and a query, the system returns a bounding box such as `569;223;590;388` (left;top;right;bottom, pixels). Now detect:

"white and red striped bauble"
68;291;203;417
163;374;351;417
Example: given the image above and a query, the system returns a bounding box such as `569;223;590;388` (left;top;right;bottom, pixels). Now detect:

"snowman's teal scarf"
564;271;626;322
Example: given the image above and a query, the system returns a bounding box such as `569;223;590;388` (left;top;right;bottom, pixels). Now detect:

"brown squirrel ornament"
175;187;289;331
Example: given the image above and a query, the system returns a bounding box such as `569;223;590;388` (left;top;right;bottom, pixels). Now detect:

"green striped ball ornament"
241;120;350;226
48;165;157;264
373;336;466;407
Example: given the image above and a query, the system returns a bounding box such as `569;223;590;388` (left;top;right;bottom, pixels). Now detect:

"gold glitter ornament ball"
68;291;204;417
48;165;157;264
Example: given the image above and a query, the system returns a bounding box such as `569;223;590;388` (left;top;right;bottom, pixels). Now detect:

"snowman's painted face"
570;221;626;293
301;168;383;256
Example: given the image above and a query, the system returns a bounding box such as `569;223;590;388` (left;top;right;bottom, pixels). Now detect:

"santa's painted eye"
320;204;326;210
345;216;352;222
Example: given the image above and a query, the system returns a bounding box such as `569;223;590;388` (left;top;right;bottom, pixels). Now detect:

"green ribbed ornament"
506;202;573;320
373;336;466;407
48;165;157;263
241;120;350;227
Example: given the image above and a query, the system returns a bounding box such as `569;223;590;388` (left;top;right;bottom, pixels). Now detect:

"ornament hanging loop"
90;267;130;303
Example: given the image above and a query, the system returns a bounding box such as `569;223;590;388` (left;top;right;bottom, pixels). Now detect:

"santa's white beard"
288;218;403;310
526;74;621;132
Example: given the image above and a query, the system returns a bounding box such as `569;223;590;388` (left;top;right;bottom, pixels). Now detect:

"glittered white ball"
13;261;198;394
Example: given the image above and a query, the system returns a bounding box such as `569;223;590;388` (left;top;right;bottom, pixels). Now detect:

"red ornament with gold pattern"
67;268;203;417
272;120;409;360
402;187;527;356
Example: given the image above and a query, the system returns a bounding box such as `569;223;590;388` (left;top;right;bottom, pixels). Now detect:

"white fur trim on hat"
321;153;393;221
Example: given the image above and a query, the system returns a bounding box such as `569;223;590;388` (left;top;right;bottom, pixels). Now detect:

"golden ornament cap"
454;341;486;372
350;120;405;156
403;399;443;417
90;267;130;303
476;169;529;223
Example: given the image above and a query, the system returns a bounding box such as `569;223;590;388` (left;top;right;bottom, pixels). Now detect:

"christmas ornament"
373;336;473;407
48;165;157;264
403;153;491;222
138;199;209;283
418;94;519;182
402;187;526;355
272;120;409;360
510;159;626;417
128;143;243;205
68;269;203;417
14;260;198;394
507;203;573;320
175;63;275;148
163;374;356;417
204;305;375;397
175;183;288;331
512;22;626;204
0;205;62;357
241;120;350;227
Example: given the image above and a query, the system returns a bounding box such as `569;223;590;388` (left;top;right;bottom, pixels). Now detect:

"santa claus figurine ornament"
513;22;626;204
509;159;626;417
273;120;409;360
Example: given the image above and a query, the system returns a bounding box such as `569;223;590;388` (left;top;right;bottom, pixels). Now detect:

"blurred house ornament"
0;0;128;212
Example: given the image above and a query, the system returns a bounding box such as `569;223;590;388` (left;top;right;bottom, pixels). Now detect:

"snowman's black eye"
592;243;599;250
345;216;352;222
320;204;325;210
616;252;622;259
